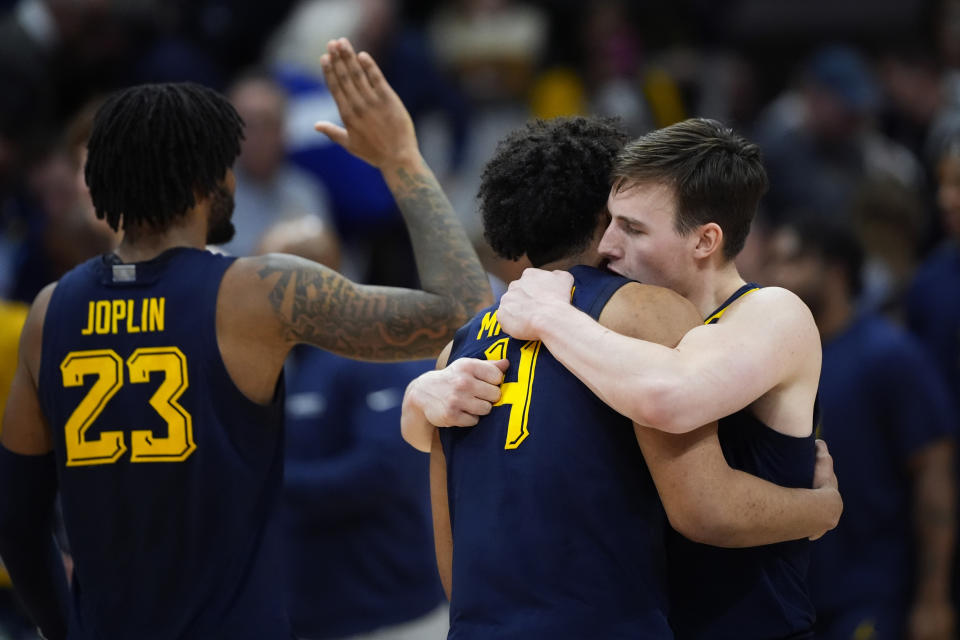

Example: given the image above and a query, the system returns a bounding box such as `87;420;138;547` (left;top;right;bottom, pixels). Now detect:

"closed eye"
619;220;644;235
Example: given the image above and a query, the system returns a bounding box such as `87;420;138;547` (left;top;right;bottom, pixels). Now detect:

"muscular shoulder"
721;285;821;371
599;282;701;347
734;286;816;332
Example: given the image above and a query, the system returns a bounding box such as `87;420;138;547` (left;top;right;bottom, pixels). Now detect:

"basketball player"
493;118;826;638
0;39;489;640
402;117;840;638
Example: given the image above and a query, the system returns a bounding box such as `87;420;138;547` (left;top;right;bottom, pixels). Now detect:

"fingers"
337;39;379;104
357;50;390;100
455;358;508;386
814;438;829;457
313;121;348;146
324;40;363;118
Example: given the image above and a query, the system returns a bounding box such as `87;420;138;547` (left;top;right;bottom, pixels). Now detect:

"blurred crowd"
1;0;960;638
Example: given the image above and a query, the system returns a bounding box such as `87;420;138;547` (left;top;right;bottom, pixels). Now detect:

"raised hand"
314;38;418;170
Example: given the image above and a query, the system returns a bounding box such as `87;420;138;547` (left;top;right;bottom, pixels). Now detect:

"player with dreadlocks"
0;39;489;639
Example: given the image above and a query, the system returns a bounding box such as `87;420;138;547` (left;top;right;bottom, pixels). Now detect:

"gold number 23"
60;347;195;467
483;338;542;450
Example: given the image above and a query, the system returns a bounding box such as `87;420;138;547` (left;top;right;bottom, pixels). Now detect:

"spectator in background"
908;132;960;403
754;45;923;225
849;177;926;317
907;131;960;617
8;100;118;302
767;219;957;640
220;72;330;257
265;0;471;285
259;217;446;640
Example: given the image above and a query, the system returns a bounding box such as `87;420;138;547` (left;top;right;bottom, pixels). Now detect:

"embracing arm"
595;283;841;546
0;284;70;640
636;425;841;546
497;270;818;433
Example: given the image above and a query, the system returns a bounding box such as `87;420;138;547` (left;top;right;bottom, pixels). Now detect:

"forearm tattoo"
255;162;489;360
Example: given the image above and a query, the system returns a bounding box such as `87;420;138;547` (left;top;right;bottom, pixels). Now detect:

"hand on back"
808;439;843;540
414;358;509;427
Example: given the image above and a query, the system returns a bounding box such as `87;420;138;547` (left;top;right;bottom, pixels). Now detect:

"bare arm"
907;439;956;640
315;39;490;336
430;429;453;599
635;425;840;546
251;39;489;359
497;269;819;434
0;284;70;639
220;41;490;397
597;283;841;546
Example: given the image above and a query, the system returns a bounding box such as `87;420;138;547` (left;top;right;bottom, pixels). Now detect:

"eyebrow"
615;215;647;229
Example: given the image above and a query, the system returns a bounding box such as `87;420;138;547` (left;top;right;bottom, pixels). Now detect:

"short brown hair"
613;118;768;260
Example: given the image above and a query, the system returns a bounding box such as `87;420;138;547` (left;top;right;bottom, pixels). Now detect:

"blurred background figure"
258;217;446;640
221;71;331;257
906;130;960;619
7;98;118;304
908;131;960;433
754;46;923;226
767;219;957;640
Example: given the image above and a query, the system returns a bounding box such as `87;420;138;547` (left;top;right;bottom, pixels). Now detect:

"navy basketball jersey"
440;265;672;640
38;248;289;639
667;283;816;639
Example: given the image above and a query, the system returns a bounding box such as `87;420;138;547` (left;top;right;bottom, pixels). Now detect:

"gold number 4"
60;347;195;467
483;338;542;450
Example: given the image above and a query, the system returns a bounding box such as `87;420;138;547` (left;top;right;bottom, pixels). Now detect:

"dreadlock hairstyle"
85;82;244;233
479;116;628;267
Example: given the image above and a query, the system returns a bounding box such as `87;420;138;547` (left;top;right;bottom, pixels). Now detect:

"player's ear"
692;222;723;260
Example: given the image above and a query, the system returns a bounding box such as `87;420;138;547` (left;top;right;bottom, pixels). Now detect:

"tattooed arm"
252;254;474;359
232;39;488;366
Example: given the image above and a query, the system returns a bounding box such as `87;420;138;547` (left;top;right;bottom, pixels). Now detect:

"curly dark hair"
86;82;244;233
479;116;628;267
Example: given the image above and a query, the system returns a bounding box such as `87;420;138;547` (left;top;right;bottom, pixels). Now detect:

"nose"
598;222;621;259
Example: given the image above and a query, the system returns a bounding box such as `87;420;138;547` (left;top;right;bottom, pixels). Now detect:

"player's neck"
686;261;747;319
114;216;209;263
